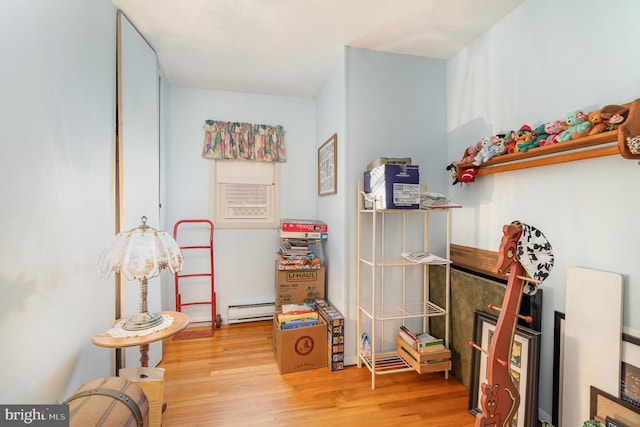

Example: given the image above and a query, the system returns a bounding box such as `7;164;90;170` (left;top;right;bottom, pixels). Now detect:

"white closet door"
119;12;162;368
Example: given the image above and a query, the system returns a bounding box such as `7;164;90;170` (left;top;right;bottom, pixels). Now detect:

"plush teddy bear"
587;104;629;136
557;110;591;142
587;109;609;136
503;130;517;154
539;120;565;147
473;136;500;166
493;133;508;156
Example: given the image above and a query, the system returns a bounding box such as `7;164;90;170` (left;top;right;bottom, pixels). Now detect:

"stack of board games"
314;298;345;371
276;219;327;270
276;303;319;330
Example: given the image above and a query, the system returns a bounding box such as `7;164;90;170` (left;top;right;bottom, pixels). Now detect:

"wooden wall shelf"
454;99;640;179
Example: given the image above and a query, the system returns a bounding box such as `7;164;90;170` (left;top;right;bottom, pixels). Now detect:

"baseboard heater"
227;302;276;324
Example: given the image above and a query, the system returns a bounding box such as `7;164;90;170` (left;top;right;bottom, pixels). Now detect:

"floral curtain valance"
202;119;287;162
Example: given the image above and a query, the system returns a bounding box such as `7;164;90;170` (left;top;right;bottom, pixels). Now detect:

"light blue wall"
163;88;316;320
344;47;449;364
315;49;347;316
165;48;449;369
449;0;640;419
0;0;117;403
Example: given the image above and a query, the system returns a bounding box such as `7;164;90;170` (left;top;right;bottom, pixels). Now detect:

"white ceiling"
112;0;523;98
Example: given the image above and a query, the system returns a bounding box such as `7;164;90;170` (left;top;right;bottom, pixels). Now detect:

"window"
209;159;279;229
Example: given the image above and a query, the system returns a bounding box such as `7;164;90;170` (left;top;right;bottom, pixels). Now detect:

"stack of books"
276;219;327;270
279;241;312;257
277;240;321;269
277;304;320;330
399;325;445;353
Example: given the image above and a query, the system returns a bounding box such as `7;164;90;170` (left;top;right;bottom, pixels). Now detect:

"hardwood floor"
158;321;476;427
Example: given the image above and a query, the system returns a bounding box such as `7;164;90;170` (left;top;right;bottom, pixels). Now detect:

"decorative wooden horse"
471;221;552;427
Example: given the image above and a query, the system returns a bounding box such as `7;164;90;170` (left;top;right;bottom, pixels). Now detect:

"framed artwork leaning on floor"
468;310;541;427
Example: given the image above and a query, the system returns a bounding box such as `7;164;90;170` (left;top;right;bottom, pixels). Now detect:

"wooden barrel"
64;376;149;427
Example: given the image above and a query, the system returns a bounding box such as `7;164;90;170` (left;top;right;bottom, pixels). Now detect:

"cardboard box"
273;314;328;374
119;367;165;427
314;298;345;371
275;266;325;310
363;164;420;209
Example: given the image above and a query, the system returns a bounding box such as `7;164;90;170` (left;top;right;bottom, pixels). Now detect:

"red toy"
460;167;478;183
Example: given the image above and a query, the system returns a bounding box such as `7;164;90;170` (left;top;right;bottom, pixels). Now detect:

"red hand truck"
173;219;220;336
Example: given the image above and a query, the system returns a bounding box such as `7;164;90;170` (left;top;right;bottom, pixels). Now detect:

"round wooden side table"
92;311;189;367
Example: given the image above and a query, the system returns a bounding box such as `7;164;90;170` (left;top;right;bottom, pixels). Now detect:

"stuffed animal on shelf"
587;104;629;136
539;120;565;147
460;167;478;183
519;124;544;152
587;109;609;136
446;162;477;185
447;141;483;185
504;130;517;154
453;141;482;166
473;136;501;166
514;125;534;152
445;162;460;185
493;133;508;156
557;110;591;142
602;104;629;130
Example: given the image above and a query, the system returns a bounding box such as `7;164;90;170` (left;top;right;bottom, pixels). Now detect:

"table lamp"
97;216;183;331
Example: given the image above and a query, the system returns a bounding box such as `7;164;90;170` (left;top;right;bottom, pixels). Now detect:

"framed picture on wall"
468;310;541;427
318;133;337;196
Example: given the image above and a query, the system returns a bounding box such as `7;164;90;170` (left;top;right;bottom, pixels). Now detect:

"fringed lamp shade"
98;216;183;330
